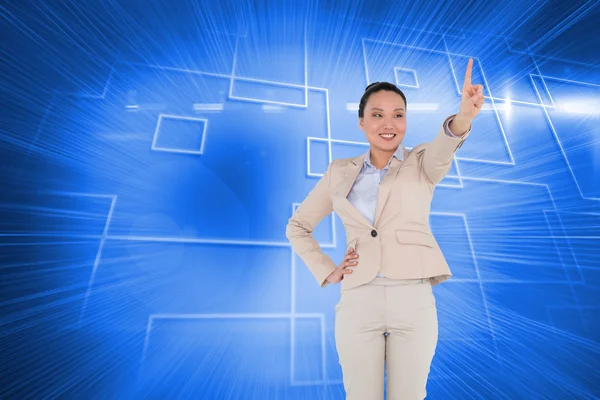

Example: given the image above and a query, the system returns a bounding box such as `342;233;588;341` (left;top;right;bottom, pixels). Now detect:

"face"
359;90;406;152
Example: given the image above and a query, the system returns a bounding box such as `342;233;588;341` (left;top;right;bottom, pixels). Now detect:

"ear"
358;117;364;130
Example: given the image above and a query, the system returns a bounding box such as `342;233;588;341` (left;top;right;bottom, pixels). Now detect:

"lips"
379;133;396;140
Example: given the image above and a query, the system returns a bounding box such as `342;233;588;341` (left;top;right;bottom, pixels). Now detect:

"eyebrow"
370;107;405;111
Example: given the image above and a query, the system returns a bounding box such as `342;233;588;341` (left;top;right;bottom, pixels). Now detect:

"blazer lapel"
335;148;413;228
372;152;408;226
333;152;375;228
341;153;366;197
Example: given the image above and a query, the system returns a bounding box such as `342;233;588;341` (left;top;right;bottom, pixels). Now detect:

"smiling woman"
287;59;483;400
358;83;408;169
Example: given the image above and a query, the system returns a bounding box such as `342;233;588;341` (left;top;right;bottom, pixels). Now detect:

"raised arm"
422;58;485;185
450;58;485;135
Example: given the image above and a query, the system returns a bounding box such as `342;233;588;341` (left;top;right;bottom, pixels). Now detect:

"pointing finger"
463;58;473;93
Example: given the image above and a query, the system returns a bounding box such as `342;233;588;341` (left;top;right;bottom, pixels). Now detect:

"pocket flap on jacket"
395;230;436;248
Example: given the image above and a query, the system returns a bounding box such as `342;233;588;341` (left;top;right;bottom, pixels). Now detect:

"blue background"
1;0;600;398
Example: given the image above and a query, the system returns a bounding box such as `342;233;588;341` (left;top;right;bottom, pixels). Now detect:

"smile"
379;133;396;138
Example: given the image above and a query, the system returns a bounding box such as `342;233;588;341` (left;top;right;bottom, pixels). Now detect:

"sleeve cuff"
444;116;469;138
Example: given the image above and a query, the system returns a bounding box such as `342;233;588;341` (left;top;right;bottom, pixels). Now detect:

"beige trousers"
334;276;438;400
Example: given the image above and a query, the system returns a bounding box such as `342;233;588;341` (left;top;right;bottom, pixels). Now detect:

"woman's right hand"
326;247;359;284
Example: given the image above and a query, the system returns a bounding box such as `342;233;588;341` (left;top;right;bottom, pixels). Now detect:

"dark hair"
358;82;407;118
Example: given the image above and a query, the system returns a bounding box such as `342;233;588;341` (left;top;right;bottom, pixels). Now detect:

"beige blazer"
286;114;471;291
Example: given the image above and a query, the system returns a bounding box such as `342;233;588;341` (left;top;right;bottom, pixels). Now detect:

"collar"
364;144;406;170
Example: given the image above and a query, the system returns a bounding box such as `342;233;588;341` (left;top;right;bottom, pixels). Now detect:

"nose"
383;114;396;126
382;119;394;130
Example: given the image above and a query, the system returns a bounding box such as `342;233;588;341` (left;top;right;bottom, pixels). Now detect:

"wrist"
453;113;472;125
449;114;471;136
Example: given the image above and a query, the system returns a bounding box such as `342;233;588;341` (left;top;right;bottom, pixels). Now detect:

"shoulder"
408;142;428;156
326;157;350;178
405;143;428;163
331;156;353;168
329;154;362;170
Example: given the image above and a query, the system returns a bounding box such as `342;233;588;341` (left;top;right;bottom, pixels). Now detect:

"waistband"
367;276;431;286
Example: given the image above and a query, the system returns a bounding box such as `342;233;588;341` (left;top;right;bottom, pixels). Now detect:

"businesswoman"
286;59;484;399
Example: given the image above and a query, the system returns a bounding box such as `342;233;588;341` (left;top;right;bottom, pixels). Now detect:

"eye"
396;114;404;118
373;113;381;117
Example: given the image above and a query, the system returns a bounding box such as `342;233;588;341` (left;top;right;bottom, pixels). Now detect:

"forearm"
421;114;471;185
287;214;338;287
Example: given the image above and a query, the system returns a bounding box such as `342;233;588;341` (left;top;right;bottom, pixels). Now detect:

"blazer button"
371;229;378;237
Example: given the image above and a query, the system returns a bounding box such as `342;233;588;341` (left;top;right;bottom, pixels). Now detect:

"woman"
286;58;484;399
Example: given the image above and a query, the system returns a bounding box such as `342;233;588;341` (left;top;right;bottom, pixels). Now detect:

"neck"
369;147;397;169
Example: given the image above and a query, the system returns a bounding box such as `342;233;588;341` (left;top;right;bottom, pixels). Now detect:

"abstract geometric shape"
230;78;307;108
529;74;555;107
394;67;419;89
140;313;328;392
151;114;208;155
532;75;600;199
